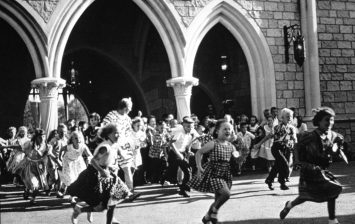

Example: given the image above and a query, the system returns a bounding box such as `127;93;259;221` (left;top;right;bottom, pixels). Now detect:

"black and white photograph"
0;0;354;223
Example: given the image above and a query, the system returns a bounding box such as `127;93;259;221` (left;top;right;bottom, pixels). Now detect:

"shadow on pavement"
118;194;213;209
1;162;354;214
0;185;72;213
0;198;72;212
232;181;261;186
0;185;25;192
219;214;355;224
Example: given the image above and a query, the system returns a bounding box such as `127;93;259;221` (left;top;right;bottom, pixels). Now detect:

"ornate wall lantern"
28;87;41;128
69;61;80;87
283;24;305;67
220;55;230;85
63;61;80;121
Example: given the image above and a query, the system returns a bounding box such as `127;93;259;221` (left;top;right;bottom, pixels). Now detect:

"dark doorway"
0;19;35;136
63;0;174;119
193;23;251;119
191;86;215;120
62;50;144;118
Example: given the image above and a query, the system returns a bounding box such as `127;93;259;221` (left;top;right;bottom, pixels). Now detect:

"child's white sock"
286;201;292;209
328;218;339;224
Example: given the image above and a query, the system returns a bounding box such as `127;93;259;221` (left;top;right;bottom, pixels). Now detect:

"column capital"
31;77;66;135
167;77;198;121
166;77;199;96
166;76;199;87
31;77;66;100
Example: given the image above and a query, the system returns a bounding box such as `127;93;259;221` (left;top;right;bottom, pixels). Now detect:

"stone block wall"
317;0;355;116
317;0;355;149
170;0;355;150
171;0;305;116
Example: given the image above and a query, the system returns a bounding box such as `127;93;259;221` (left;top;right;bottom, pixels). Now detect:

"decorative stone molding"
31;77;65;135
169;0;213;27
166;76;199;96
191;0;210;7
31;77;66;100
169;0;211;8
173;84;193;96
25;0;59;23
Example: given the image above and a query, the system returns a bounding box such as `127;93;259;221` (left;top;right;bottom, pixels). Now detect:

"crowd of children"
0;99;321;224
0;105;309;192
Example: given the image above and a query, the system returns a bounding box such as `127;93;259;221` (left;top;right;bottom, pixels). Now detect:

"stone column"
31;77;66;135
166;77;199;121
29;101;40;128
301;0;321;118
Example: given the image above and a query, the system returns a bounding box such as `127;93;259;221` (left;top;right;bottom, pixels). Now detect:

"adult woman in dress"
279;107;344;224
67;124;130;224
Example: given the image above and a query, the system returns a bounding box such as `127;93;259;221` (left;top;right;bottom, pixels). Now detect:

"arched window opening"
193;23;251;118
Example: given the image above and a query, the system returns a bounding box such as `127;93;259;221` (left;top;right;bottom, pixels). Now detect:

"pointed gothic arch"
185;0;276;118
0;0;48;78
63;46;150;115
49;0;185;79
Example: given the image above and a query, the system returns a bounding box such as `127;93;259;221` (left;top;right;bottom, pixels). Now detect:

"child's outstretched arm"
254;132;273;149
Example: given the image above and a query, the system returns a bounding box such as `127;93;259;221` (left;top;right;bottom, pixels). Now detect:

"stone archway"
193;23;252;118
49;0;185;79
0;1;51;134
0;18;36;134
0;1;48;78
62;47;150;117
185;0;276;119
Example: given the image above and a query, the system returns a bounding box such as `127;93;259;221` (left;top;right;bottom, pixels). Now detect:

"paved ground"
1;162;355;224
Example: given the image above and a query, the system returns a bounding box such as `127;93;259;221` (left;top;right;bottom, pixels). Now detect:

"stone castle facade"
0;0;354;151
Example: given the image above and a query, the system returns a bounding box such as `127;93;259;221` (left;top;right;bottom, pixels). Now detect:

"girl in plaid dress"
195;128;214;165
188;119;239;224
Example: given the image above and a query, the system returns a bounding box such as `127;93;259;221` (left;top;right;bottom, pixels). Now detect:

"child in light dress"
236;122;255;174
256;115;275;172
130;117;147;186
6;126;30;185
60;131;92;203
248;115;260;135
250;126;265;171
